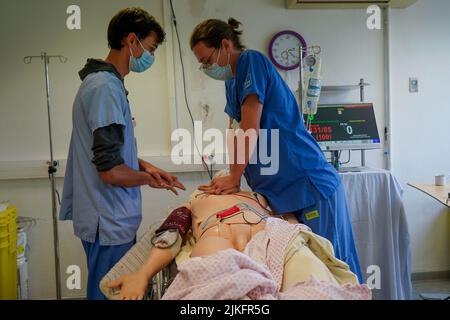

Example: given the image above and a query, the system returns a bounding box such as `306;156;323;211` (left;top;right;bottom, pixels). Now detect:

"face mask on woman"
201;47;233;81
129;39;155;73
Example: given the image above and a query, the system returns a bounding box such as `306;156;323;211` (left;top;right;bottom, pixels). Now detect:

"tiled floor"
412;278;450;300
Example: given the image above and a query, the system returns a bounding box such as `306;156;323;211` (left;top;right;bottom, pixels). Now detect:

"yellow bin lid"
0;205;17;252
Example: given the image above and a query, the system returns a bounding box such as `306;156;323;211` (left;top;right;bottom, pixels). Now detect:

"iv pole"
24;52;67;300
298;44;304;114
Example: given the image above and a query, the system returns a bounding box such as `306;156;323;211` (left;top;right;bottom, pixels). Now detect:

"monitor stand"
331;151;340;171
329;149;370;173
339;167;363;173
331;151;364;173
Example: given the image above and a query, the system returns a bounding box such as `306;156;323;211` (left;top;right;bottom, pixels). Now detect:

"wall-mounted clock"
268;30;307;71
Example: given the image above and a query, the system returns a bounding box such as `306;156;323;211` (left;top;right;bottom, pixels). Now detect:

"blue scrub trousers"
294;182;363;283
81;233;135;300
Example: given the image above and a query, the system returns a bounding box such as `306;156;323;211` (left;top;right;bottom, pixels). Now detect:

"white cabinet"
286;0;418;9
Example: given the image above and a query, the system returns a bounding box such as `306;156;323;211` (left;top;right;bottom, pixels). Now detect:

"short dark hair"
107;8;166;50
190;18;245;50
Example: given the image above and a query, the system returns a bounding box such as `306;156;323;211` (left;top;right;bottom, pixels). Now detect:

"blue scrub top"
60;71;142;246
225;50;340;214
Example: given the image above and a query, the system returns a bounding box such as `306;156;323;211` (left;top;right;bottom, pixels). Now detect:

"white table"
407;182;450;300
408;183;450;209
340;168;413;300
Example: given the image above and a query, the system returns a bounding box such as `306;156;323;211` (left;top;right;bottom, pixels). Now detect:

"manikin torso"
186;191;297;258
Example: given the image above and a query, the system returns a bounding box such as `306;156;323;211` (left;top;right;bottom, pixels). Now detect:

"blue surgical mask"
129;39;155;73
202;48;233;81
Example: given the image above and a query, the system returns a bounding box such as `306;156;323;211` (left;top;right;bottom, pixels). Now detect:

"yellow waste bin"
0;204;18;300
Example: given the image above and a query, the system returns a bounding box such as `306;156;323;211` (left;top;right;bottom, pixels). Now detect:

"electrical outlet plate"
409;77;419;93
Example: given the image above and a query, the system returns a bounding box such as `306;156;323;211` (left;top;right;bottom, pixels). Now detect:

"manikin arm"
108;203;192;300
107;246;174;300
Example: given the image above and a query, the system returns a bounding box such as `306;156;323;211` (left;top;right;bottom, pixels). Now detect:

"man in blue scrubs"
190;18;363;283
60;8;185;299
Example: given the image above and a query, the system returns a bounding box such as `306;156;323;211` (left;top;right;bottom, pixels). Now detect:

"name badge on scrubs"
305;210;320;221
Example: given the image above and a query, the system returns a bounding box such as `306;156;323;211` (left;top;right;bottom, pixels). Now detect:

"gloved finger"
166;185;179;196
173;180;186;190
198;183;215;191
219;187;239;195
200;187;218;194
146;174;160;188
150;172;164;187
159;172;174;183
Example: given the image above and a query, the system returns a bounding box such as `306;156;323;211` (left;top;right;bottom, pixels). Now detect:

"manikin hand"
107;271;150;300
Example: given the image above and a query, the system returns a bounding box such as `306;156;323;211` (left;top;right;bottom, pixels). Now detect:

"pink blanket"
162;218;371;300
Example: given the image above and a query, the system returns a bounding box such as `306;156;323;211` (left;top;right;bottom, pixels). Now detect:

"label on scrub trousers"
305;210;320;221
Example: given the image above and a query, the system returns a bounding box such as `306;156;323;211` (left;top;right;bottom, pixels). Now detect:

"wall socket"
409;77;419;93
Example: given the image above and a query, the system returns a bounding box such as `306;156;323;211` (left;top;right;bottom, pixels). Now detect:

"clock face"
269;31;307;71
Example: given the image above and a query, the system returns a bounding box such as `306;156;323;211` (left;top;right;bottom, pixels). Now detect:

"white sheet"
341;168;412;300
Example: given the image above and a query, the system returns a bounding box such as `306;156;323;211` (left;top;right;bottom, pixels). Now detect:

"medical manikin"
104;183;362;300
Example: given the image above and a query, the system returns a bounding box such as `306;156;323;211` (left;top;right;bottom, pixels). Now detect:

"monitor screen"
305;103;381;151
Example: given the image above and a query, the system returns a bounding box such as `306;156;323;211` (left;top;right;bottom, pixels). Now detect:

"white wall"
0;0;171;161
168;0;386;168
0;0;448;299
390;0;450;273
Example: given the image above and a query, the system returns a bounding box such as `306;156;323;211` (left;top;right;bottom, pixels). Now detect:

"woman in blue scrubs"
190;18;363;283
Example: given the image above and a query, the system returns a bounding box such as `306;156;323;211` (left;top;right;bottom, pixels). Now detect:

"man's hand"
107;271;149;300
139;160;186;195
198;174;241;195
